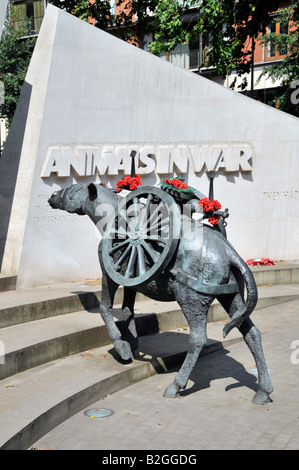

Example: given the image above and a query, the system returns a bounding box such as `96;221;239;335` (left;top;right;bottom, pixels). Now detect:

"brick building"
8;0;293;105
155;0;292;104
12;0;46;35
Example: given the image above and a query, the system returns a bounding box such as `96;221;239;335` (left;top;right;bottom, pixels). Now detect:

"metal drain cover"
83;408;114;418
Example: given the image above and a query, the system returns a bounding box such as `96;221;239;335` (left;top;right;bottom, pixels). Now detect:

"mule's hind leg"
239;318;273;404
218;293;273;404
163;286;214;398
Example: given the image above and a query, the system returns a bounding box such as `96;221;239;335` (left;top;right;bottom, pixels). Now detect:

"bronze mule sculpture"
48;183;273;404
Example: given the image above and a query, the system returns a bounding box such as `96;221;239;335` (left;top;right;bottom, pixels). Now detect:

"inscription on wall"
263;190;299;201
33;194;84;225
41;143;254;179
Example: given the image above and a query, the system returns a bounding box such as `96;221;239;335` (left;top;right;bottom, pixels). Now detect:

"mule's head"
48;184;92;215
48;183;118;233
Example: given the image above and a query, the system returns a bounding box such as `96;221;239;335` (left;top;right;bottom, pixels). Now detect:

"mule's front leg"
163;289;214;398
121;287;138;355
100;274;134;362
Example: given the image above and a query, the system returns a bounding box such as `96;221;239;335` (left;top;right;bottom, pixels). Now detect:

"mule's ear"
88;183;97;201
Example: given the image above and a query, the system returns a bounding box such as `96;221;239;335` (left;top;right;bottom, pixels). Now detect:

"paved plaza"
32;299;299;451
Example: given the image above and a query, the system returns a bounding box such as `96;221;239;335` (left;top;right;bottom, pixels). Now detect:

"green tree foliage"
148;0;279;86
50;0;159;44
197;0;279;77
258;0;299;117
146;0;189;56
51;1;279;85
0;6;36;127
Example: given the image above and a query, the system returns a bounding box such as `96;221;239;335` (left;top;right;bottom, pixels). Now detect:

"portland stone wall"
0;0;8;39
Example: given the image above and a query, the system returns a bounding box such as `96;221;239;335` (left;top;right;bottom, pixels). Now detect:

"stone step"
250;262;299;286
0;287;298;450
0;284;298;382
0;299;183;382
0;280;145;329
0;262;299;329
0;318;245;450
0;302;153;381
0;274;17;293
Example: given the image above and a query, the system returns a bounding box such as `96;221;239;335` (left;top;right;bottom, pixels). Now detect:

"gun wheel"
102;186;181;287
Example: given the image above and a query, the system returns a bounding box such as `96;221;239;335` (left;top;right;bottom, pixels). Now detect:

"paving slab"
31;299;299;451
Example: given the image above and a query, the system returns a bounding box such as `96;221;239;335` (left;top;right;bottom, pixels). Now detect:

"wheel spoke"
137;244;146;275
118;208;134;232
147;216;169;234
141;240;159;263
133;197;140;217
109;239;130;255
125;245;137;278
148;201;165;225
140;193;153;226
109;226;128;240
114;244;132;271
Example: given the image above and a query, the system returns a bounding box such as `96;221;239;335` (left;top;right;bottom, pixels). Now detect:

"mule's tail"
222;248;258;338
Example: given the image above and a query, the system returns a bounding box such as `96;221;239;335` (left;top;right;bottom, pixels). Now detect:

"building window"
13;0;45;36
265;17;288;60
188;34;210;70
189;35;201;70
109;0;115;17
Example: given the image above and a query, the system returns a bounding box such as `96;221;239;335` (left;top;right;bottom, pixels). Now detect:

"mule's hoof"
114;340;134;362
163;383;180;398
252;390;272;405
